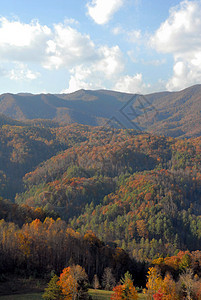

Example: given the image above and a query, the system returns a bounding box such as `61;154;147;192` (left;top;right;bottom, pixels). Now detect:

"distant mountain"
0;90;128;126
0;113;23;126
144;84;201;138
0;84;201;137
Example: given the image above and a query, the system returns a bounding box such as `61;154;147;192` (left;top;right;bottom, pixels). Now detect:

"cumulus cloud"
8;63;40;81
0;16;126;91
62;46;124;93
96;46;124;77
0;16;149;94
114;73;150;94
86;0;124;25
0;17;97;70
150;0;201;90
0;17;51;62
61;65;102;93
44;24;97;69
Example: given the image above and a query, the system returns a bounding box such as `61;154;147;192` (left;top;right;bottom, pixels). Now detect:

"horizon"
0;82;200;96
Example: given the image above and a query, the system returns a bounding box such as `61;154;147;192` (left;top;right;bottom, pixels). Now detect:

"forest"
1;116;201;299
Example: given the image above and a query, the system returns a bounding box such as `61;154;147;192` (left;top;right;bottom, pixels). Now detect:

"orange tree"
146;267;178;300
111;272;138;300
58;265;90;300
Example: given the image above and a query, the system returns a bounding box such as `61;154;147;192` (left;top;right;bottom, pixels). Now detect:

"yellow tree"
111;273;138;300
160;273;178;300
152;273;178;300
58;265;89;300
146;267;163;300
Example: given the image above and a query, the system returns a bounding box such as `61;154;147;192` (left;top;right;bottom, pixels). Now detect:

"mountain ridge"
0;84;201;138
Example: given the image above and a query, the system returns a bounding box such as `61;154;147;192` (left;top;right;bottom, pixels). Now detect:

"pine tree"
42;275;63;300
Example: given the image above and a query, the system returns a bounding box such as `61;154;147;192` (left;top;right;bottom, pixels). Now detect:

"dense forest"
1;114;201;298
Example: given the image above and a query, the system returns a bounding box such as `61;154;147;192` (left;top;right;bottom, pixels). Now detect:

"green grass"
89;289;147;300
0;290;147;300
0;294;42;300
138;294;147;299
89;289;113;300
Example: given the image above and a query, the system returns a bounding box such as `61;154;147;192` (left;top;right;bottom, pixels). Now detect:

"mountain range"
0;84;201;138
1;84;201;294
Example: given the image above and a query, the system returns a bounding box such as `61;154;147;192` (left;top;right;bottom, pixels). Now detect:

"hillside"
0;121;90;198
144;84;201;138
1;120;201;292
0;84;201;138
13;124;201;261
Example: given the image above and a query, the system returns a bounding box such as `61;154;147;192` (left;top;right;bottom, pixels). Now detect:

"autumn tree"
58;265;90;300
146;267;163;300
177;269;197;300
152;273;178;300
111;271;138;300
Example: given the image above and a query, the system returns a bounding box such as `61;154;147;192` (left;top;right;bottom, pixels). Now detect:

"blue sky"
0;0;200;94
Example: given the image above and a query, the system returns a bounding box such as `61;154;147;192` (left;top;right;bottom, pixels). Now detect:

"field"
0;291;147;299
0;294;43;300
89;289;113;299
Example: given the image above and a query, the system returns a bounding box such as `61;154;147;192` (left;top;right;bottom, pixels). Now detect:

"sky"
0;0;201;94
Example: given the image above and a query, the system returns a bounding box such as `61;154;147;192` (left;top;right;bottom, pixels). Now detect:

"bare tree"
177;269;195;300
92;274;100;290
102;267;116;291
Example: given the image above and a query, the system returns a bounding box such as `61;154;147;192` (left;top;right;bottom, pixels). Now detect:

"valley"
1;85;201;298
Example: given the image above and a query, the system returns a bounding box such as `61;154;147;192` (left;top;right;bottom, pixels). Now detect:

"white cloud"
150;0;201;90
127;30;141;43
0;16;148;94
114;73;150;94
111;25;124;35
44;23;97;69
86;0;124;25
0;17;51;62
61;65;103;93
0;17;97;70
62;46;124;93
8;63;40;81
96;45;124;78
63;18;79;25
0;16;128;92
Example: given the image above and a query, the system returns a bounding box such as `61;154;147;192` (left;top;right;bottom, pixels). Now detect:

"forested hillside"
12;124;201;260
1;84;201;138
1;115;201;296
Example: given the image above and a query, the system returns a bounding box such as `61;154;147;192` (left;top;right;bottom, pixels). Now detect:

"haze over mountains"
0;84;201;138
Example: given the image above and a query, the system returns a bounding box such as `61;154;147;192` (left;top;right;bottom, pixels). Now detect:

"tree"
111;272;138;300
42;275;63;300
120;271;133;285
146;267;163;300
58;265;90;300
152;273;178;300
92;274;100;290
178;269;196;300
102;267;116;291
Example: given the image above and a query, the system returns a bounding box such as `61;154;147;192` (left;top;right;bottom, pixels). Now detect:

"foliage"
111;272;138;300
58;265;90;300
42;275;62;300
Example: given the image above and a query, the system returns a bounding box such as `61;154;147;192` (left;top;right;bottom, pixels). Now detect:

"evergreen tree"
42;275;63;300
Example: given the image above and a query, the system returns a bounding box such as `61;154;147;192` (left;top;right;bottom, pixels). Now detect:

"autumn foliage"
111;273;138;300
